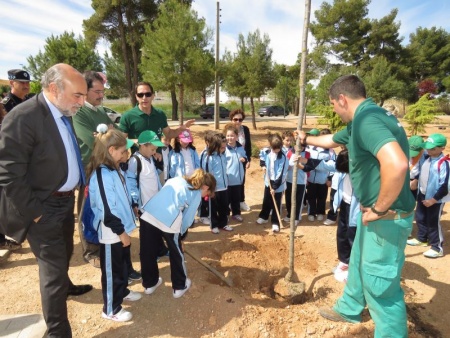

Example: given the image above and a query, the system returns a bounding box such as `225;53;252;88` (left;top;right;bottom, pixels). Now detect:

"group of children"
87;128;216;322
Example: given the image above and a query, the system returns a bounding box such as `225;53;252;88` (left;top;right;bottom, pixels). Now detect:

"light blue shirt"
43;93;80;191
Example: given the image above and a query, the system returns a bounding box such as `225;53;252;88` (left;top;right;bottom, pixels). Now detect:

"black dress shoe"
68;284;93;296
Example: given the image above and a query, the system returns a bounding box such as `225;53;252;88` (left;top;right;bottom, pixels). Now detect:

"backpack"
436;154;450;202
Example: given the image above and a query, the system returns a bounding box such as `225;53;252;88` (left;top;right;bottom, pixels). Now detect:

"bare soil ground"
1;116;450;338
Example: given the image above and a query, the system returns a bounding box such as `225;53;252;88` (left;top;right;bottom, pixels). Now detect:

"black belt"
52;190;75;197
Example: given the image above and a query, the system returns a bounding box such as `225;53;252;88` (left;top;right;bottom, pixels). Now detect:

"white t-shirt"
181;147;195;176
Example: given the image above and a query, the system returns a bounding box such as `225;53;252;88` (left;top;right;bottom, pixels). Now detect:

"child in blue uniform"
140;169;216;298
169;130;200;178
224;123;248;222
87;129;140;322
257;133;289;233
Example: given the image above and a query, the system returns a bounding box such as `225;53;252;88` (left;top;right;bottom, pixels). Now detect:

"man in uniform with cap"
0;69;31;251
1;69;31;113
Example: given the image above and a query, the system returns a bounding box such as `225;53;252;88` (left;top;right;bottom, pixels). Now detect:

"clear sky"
1;0;449;81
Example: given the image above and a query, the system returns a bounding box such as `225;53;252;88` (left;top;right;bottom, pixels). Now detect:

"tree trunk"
171;89;178;121
287;0;311;283
125;5;139;106
116;6;133;106
179;84;184;126
250;97;257;130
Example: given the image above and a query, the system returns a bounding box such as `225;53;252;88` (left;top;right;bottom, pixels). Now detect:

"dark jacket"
0;93;70;242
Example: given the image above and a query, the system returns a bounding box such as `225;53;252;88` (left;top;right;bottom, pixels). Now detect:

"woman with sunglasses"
229;109;252;211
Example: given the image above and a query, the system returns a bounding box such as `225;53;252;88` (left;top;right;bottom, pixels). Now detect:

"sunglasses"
136;92;152;98
232;118;243;122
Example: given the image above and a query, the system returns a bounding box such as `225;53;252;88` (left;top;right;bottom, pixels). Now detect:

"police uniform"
1;69;31;113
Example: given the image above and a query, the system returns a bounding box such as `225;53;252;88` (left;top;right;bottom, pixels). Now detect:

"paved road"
167;114;303;126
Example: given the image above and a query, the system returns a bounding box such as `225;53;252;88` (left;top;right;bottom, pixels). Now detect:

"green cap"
307;128;320;136
126;139;135;150
408;135;424;157
137;130;164;147
422;133;447;150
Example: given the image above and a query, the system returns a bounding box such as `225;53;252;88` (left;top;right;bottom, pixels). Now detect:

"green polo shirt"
332;98;415;212
119;105;168;139
73;105;115;168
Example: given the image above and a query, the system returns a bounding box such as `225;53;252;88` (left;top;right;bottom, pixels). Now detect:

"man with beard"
0;63;93;337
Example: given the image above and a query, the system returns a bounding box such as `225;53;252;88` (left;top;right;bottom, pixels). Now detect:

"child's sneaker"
223;225;234;231
232;215;243;222
144;277;163;295
128;269;142;281
423;248;444;258
256;218;268;224
307;215;315;222
102;308;133;322
272;224;280;233
123;290;142;301
407;238;428;247
283;216;290;222
173;278;191;298
240;202;251;211
199;217;211;225
323;219;336;226
211;227;220;234
317;214;324;221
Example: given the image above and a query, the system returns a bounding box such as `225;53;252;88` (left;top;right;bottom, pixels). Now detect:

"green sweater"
73;105;115;168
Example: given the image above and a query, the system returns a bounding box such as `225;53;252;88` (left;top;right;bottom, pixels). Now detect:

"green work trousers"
333;213;413;338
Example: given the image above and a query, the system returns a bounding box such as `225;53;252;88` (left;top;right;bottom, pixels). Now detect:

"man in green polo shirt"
119;81;194;140
297;75;415;338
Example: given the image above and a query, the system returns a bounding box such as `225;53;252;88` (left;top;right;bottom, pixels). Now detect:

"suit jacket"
0;93;70;243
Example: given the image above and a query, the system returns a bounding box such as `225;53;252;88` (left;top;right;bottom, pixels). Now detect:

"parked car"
258;105;287;117
199;106;230;119
103;106;122;123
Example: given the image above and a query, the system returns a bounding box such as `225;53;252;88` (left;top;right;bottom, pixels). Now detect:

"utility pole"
214;1;221;130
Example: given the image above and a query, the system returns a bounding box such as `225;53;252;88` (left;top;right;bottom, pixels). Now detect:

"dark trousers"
211;190;229;229
415;192;444;251
77;185;100;261
228;185;242;216
327;188;338;221
100;242;128;315
199;198;209;218
27;195;75;338
285;182;306;220
123;245;134;274
140;221;187;290
259;186;283;225
336;200;357;264
307;182;328;215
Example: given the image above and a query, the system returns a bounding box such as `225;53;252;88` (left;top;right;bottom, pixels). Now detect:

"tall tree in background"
26;32;103;81
83;0;157;105
140;0;213;122
83;0;193;105
223;30;276;130
222;49;249;110
406;27;450;87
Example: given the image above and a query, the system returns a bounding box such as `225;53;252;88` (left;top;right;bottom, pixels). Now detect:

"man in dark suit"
0;64;93;337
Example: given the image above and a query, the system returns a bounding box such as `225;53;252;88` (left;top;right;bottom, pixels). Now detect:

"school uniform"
168;146;200;178
89;165;137;317
285;149;309;221
140;177;202;290
225;142;247;216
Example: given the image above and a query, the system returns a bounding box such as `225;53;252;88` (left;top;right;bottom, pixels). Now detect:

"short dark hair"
135;81;154;95
329;75;366;101
83;71;104;90
335;149;349;173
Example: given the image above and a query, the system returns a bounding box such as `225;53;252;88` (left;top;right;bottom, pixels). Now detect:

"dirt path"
1;117;449;337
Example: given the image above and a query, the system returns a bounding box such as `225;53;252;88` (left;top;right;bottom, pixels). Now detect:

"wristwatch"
371;204;388;216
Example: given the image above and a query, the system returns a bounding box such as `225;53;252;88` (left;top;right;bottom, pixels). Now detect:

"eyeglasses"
136;92;152;98
232;118;243;122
